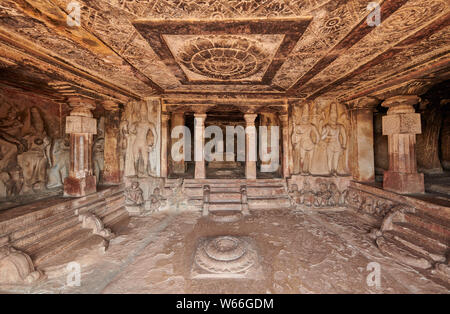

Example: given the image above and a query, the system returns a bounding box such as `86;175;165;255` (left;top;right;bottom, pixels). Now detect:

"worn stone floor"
1;207;448;294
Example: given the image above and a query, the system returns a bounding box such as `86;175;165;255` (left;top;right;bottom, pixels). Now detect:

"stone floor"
1;207;448;294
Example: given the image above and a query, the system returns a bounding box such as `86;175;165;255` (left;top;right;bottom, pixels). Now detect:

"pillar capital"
349;96;379;111
102;99;120;111
382;95;421;114
67;96;96;117
278;113;289;126
244;113;257;125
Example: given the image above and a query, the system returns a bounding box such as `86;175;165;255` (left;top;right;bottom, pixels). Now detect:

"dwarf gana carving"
121;101;157;177
148;187;165;212
292;100;349;176
125;181;145;206
289;180;346;209
0;244;45;284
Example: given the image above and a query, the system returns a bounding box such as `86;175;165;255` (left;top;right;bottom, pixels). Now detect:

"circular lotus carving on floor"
194;236;256;274
177;36;270;80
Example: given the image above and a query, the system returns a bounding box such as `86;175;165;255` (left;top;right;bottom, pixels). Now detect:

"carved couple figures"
292;101;348;176
125;181;165;216
0;106;52;196
121;101;157;178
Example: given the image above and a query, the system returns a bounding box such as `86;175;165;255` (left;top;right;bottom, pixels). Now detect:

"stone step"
248;197;291;210
209;202;242;212
394;222;449;250
376;235;433;269
31;229;95;266
403;212;450;240
102;206;129;227
7;208;76;242
11;215;80;249
386;228;447;263
24;222;84;256
209;192;242;202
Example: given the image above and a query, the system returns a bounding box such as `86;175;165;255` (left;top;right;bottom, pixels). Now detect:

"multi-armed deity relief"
291;99;350;177
120;100;159;178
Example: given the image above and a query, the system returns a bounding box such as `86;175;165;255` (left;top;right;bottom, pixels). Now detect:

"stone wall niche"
64;97;97;197
382;95;424;194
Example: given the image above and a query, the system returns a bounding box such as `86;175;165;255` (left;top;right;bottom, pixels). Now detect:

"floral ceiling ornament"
177;35;270;80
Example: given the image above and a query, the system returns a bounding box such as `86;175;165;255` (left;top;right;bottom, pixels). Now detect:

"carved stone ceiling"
0;0;448;102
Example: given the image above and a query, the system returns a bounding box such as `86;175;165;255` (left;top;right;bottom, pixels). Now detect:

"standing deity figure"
17;107;51;193
123;102;156;177
47;138;70;188
321;102;347;176
292;104;319;175
0;106;26;196
93;137;105;184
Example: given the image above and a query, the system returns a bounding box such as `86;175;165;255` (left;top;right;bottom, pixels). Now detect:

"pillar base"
102;171;121;185
246;161;257;179
383;171;424;194
64;175;97;197
195;161;205;179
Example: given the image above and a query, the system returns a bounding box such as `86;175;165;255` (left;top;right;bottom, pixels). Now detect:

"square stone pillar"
244;113;257;179
382;95;424;194
279;114;290;178
64;97;97;197
171;112;186;174
194;113;207;179
160;113;170;178
102;100;121;184
349;97;378;182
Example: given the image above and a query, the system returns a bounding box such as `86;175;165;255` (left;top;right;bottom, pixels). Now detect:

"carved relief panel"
120;98;160;178
291;98;350;177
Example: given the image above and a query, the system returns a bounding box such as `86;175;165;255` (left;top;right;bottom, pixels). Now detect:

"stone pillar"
64;97;97;197
102;100;121;184
279;114;290;178
349;97;378;182
244;113;257;179
382;95;424;194
171;112;186;174
160;113;170;178
194;113;207;179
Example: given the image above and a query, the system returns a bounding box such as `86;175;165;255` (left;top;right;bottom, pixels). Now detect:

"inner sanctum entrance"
167;106;284;180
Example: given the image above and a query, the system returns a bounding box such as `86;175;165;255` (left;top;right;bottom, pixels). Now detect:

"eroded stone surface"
1;209;447;294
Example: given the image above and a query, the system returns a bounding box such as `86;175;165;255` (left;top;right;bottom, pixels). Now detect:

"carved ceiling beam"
343;56;450;101
0;27;139;102
14;0;163;94
287;0;410;94
308;10;450;100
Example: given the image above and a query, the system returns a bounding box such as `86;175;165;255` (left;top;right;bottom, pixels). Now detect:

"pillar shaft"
382;95;424;194
244;113;257;179
350;97;378;182
279;114;290;178
194;113;207;179
171;112;186;174
103;108;121;184
160;113;170;178
64;97;97;197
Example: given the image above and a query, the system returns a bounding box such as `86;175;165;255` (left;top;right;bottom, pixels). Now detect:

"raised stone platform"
0;185;128;284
